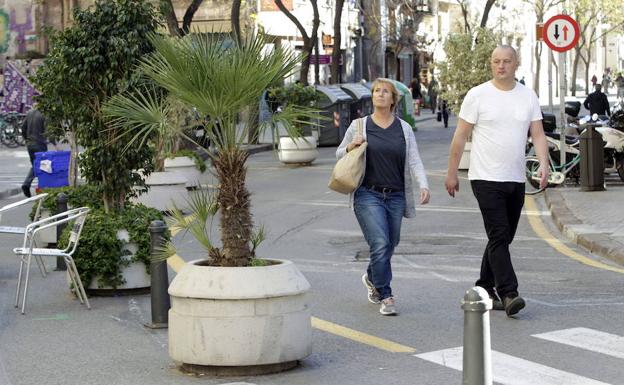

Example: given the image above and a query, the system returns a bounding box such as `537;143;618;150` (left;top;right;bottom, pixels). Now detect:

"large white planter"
164;156;204;189
87;230;150;290
168;259;312;375
34;209;57;245
278;136;318;165
135;171;189;212
459;141;471;170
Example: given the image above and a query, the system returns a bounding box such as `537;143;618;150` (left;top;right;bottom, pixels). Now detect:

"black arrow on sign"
554;24;560;39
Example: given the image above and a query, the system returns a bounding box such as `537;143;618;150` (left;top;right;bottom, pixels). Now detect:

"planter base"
179;361;299;376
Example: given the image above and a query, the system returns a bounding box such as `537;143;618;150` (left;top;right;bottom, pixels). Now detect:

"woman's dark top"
362;117;405;191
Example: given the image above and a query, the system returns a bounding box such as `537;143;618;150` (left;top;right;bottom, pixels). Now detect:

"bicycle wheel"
0;126;19;148
525;157;544;195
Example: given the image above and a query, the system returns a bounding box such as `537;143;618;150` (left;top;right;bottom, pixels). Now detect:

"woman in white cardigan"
336;78;430;316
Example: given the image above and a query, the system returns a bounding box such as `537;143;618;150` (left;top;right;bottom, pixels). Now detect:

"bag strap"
357;117;363;137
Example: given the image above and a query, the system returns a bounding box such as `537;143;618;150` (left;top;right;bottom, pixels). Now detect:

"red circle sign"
543;15;580;52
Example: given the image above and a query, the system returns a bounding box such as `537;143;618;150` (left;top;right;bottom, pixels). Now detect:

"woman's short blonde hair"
371;78;400;112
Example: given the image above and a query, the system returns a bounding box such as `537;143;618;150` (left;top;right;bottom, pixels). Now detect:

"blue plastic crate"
33;151;70;188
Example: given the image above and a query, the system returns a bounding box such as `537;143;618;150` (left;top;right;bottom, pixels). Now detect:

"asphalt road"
0;116;623;385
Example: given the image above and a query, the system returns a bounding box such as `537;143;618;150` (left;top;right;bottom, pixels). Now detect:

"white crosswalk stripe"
415;346;611;385
532;328;624;360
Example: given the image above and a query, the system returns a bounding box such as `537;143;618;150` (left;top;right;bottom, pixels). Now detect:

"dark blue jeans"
470;180;524;299
23;144;47;189
354;186;406;300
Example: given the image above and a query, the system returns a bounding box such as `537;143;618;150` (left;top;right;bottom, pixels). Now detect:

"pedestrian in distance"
410;78;422;116
20;105;49;198
428;75;438;113
601;72;611;94
591;74;598;87
444;45;549;317
336;78;430;316
614;73;624;99
583;84;611;117
438;97;449;128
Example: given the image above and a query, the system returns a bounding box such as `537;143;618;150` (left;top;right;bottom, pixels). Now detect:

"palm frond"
138;32;307;153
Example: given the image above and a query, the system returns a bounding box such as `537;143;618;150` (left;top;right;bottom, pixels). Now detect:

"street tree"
330;0;345;84
522;0;565;95
159;0;204;37
572;0;624;94
32;0;159;212
455;0;497;33
275;0;321;85
437;27;499;114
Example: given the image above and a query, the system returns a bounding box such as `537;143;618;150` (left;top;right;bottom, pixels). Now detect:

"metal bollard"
54;193;68;271
144;220;170;329
579;125;605;191
462;286;492;385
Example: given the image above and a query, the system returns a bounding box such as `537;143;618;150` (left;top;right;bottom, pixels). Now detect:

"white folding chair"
1;193;49;276
13;207;90;314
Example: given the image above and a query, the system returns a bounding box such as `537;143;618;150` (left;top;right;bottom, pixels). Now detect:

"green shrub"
58;203;167;289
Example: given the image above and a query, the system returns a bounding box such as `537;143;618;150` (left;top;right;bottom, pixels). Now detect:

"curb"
544;189;624;266
0;186;21;200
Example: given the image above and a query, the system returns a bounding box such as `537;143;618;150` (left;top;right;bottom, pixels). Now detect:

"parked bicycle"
0;111;26;147
525;131;581;195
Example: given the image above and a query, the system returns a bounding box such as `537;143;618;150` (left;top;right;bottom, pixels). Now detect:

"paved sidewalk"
544;183;624;266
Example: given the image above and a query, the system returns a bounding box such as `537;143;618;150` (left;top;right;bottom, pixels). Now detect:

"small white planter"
87;229;150;290
278;136;318;165
135;171;189;212
168;259;311;374
164;156;204;189
459;141;471;170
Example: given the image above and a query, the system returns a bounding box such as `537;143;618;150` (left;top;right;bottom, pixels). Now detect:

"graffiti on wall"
0;10;9;53
10;8;32;54
1;61;39;113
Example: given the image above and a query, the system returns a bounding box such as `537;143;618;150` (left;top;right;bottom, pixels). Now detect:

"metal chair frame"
13;207;90;314
0;193;49;277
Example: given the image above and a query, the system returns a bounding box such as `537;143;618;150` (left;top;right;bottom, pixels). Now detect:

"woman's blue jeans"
354;186;406;300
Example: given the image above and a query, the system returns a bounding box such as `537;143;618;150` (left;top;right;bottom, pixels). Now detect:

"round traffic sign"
543;15;580;52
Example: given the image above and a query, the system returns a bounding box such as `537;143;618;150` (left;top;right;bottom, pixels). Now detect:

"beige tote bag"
328;118;367;194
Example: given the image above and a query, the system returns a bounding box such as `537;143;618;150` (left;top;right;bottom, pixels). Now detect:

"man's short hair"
493;45;519;62
595;84;602;92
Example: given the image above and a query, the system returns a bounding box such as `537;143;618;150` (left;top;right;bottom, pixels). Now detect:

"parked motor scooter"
578;110;624;182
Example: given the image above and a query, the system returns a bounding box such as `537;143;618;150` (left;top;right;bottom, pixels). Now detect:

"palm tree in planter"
268;83;321;165
108;33;315;374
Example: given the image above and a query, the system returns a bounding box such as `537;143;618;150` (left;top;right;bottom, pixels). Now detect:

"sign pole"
543;14;579;168
548;50;553;113
559;51;566;166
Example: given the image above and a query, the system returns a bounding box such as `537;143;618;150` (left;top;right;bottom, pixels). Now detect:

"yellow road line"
166;216;416;353
311;316;416;353
167;253;186;272
525;196;624;274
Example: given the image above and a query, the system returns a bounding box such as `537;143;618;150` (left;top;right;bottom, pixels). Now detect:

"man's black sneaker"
503;295;525;317
21;185;31;198
490;296;504;311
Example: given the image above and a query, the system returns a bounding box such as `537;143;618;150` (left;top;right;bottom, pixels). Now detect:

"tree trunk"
571;46;581;96
159;0;181;37
330;0;345;84
68;130;78;187
479;0;496;28
182;0;204;34
231;0;242;46
275;0;318;86
213;149;252;267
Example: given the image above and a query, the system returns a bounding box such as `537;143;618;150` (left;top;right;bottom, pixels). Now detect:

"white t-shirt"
459;81;542;182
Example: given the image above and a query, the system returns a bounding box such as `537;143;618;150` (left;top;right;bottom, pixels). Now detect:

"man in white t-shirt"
444;45;549;317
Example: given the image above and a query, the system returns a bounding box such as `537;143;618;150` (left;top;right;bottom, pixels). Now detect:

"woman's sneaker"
379;297;397;315
361;274;381;304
